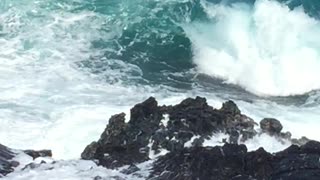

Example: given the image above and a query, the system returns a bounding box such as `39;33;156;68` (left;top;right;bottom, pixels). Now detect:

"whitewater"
0;0;320;179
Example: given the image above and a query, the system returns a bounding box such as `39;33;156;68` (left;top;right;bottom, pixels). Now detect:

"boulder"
260;118;283;135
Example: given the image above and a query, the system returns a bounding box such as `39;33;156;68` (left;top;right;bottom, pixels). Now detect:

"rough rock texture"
82;98;162;168
3;96;318;179
292;136;311;146
24;149;52;160
162;97;257;145
149;141;320;180
1;95;316;179
81;97;258;168
0;144;17;176
81;96;318;179
150;144;249;180
259;118;294;143
260;118;283;135
0;144;52;177
81;97;314;172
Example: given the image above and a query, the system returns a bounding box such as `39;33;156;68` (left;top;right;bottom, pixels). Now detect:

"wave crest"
185;0;320;96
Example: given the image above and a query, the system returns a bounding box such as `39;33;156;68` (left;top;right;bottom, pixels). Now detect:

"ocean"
1;0;320;179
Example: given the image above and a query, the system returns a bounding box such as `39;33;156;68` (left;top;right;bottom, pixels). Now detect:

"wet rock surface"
149;141;320;180
5;96;317;179
260;118;283;135
82;96;259;168
0;144;16;176
81;96;320;179
150;144;249;180
0;144;52;177
82;97;162;168
24;149;52;160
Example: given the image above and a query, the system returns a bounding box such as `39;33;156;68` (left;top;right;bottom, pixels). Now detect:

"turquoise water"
1;0;320;96
0;0;320;159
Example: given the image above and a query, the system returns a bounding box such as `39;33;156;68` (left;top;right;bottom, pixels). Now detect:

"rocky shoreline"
0;144;51;177
1;97;319;179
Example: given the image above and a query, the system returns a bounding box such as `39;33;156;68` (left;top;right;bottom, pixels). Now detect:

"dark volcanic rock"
79;96;320;179
24;149;52;159
3;96;318;179
220;100;241;115
159;98;257;151
150;144;248;180
82;97;162;168
0;144;16;176
0;143;52;176
165;98;256;137
81;95;317;179
82;97;260;168
120;164;140;175
260;118;283;135
292;136;311;146
271;141;320;180
22;160;47;170
149;141;320;180
165;96;223;135
244;147;273;179
81;142;99;160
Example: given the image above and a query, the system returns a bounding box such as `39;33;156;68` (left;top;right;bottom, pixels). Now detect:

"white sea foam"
200;132;290;153
237;99;320;141
1;0;320;179
5;157;152;180
244;133;291;153
0;1;147;159
185;0;320;96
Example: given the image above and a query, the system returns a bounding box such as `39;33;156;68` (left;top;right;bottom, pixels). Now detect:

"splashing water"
186;0;320;96
0;0;320;179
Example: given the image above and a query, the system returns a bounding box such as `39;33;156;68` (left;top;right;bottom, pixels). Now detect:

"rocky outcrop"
81;97;258;168
82;97;162;168
0;144;17;176
81;96;319;179
3;96;318;179
24;149;52;160
150;144;250;180
0;144;52;177
162;97;257;144
149;141;320;180
292;136;311;146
